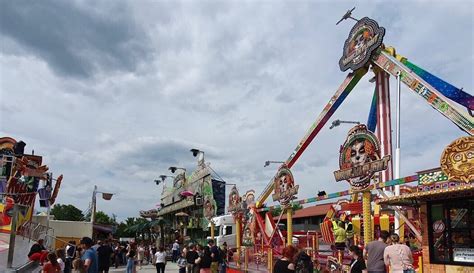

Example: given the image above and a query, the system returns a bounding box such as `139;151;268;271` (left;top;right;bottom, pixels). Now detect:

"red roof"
277;203;333;220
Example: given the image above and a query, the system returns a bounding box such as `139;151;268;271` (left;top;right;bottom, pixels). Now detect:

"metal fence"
17;220;54;250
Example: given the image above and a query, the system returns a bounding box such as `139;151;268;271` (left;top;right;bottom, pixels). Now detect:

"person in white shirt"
155;246;167;273
137;244;145;269
172;240;180;263
384;234;414;273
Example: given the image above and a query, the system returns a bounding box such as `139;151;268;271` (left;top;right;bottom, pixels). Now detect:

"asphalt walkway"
109;262;180;273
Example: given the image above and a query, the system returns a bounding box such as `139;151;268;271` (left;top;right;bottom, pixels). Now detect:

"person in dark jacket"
349;245;367;273
65;241;76;273
28;239;48;264
195;246;212;273
97;240;113;273
295;249;313;273
186;244;199;273
273;245;297;273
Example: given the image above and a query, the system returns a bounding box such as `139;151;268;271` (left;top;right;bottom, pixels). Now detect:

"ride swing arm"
256;68;368;207
372;49;474;135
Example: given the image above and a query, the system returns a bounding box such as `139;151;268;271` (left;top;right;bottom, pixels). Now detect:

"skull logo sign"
339;17;385;72
335;124;389;191
272;166;299;205
350;140;369;167
228;186;242;214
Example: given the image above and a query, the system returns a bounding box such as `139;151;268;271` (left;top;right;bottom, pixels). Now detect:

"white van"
208;214;236;249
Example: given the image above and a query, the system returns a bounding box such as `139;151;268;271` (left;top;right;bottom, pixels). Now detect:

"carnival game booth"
378;136;474;272
226;8;473;273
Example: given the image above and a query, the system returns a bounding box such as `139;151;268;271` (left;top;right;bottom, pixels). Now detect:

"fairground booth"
140;156;226;247
378;136;473;272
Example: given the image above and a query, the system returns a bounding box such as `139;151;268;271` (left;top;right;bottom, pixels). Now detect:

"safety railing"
16;221;55;250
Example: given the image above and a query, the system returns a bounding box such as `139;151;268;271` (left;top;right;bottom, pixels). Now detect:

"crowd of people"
27;237;230;273
272;229;416;273
174;239;229;273
27;237;160;273
27;229;415;273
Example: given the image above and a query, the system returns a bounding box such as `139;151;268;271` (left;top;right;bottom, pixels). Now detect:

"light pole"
156;175;175;194
91;185;114;224
394;71;402;231
168;167;186;174
263;161;285;167
190;149;205;165
329;119;360;129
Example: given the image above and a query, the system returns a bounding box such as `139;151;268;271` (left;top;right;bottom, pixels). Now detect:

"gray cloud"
0;0;150;78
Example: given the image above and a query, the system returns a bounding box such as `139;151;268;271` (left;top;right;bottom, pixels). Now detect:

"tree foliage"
50;204;84;221
94;211;116;225
50;205;157;240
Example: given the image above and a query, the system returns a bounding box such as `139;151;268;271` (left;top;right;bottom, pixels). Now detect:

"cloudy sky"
1;0;472;221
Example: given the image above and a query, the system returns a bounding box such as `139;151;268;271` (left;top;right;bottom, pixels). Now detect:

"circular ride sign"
228;185;242;215
339;17;385;72
272;165;299;205
334;124;391;191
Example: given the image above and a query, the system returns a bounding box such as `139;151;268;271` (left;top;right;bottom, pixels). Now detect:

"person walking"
177;250;187;273
348;245;366;273
172;240;180;263
56;248;66;273
65;241;76;273
273;245;297;273
43;252;62;273
113;243;121;268
121;244;128;265
137;243;145;269
186;244;199;273
80;237;98;273
207;239;221;273
126;250;136;273
155;246;167;273
195;246;212;273
151;244;157;265
97;240;113;273
219;242;228;273
384;234;414;273
364;230;389;273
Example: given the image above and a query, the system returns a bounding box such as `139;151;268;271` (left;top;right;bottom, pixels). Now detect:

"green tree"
94;211;115;225
50;204;84;221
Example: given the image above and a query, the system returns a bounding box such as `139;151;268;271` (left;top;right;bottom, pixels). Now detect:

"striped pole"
375;70;394;185
236;217;241;268
363;191;373;244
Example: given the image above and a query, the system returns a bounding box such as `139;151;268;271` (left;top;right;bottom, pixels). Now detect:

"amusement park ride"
227;8;473;272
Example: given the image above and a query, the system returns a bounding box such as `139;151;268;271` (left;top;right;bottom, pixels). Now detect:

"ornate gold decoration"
418;170;448;185
440;136;474;183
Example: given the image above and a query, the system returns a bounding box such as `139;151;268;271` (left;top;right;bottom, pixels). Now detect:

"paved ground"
109;262;180;273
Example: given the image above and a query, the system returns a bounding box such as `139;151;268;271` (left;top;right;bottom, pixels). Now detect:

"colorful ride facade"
227;12;473;273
